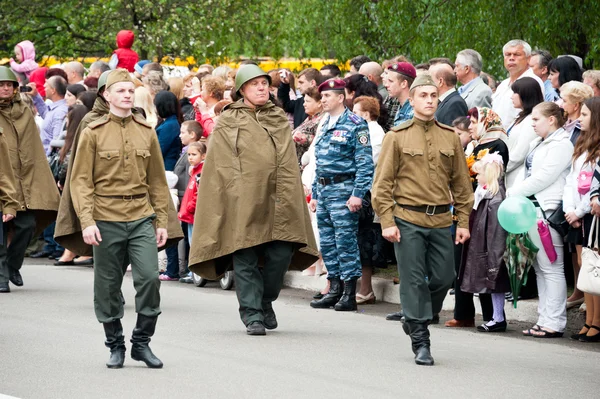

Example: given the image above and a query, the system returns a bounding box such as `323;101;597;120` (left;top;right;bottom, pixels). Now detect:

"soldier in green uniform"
0;123;19;289
70;70;171;369
373;74;474;366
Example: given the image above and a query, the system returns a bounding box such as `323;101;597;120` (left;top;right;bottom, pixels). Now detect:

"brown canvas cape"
188;100;319;280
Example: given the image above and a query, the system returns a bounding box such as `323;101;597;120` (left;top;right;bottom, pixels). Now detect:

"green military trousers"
232;241;294;326
393;218;455;323
93;216;161;323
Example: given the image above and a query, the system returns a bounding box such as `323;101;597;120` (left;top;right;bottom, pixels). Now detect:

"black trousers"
0;210;36;284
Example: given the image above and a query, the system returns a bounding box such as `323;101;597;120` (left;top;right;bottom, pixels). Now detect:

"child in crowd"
453;116;475;156
174;121;203;283
178;142;207;241
10;40;38;79
459;152;511;332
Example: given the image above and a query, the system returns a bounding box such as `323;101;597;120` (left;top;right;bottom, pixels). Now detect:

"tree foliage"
1;0;599;77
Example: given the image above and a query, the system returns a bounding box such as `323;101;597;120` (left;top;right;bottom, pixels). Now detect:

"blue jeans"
187;223;194;245
165;246;179;278
43;221;63;254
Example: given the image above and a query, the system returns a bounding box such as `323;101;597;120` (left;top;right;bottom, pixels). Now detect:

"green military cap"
105;69;134;90
409;73;437;91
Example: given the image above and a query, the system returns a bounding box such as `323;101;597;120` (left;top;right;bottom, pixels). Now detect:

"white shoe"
580;302;587;313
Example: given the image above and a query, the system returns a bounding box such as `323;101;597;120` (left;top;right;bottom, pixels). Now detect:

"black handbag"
541;204;569;237
529;196;569;236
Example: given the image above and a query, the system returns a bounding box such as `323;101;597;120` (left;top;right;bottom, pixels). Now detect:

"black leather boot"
263;306;278;330
310;277;343;309
103;320;126;369
130;314;163;368
334;278;358;311
408;321;434;366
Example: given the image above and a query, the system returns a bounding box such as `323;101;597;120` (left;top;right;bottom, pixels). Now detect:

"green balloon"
497;196;537;234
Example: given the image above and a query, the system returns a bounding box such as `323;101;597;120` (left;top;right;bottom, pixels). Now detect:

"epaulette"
348;112;364;125
132;113;153;129
434;119;455;133
87;115;110;130
390;119;414;132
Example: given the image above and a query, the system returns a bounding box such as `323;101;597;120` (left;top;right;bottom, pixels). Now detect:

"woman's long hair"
511;77;543;125
59;104;89;163
573;97;600;165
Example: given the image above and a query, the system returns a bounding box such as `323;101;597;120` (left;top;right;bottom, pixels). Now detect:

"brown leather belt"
96;194;147;200
399;204;451;216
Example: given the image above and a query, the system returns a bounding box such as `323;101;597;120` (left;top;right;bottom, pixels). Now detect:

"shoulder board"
348;112;363;125
87;115;110;130
390;119;414;132
132;113;152;128
434;120;455;132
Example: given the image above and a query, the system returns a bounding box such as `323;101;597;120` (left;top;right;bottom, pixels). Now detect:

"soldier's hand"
2;213;15;223
382;226;401;243
347;196;363;212
156;228;168;247
309;199;318;213
82;225;102;246
455;228;470;244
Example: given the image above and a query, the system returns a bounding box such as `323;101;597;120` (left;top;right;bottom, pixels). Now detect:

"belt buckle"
425;205;436;216
123;195;134;201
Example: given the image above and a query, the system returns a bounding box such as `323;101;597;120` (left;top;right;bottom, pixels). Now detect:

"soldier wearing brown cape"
188;65;319;336
0;66;60;293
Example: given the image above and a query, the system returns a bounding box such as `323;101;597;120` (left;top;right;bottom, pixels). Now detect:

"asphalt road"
1;260;599;399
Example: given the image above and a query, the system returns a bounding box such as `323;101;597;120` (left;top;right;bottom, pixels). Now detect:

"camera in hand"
19;86;32;93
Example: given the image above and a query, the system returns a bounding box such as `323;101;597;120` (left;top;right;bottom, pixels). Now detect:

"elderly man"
529;50;560;102
492;40;545;130
384;62;417;127
454;49;493;109
88;61;111;79
188;65;318;336
64;61;86;85
373;74;473;366
29;76;68;154
359;61;388;99
430;63;468;126
0;66;60;293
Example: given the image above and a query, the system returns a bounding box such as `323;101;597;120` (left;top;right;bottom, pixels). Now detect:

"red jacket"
195;111;215;137
113;30;139;72
178;162;204;224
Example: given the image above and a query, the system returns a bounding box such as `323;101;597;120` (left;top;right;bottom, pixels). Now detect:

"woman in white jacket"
505;77;544;188
508;102;573;338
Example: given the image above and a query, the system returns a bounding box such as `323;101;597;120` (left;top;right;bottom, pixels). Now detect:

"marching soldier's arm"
146;133;170;229
372;133;399;229
449;135;474;229
0;135;19;216
70;128;97;229
352;123;374;199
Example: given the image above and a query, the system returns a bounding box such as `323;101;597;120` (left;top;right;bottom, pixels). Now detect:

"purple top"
32;95;68;155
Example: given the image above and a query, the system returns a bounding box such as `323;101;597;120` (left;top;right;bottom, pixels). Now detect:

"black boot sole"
131;351;163;368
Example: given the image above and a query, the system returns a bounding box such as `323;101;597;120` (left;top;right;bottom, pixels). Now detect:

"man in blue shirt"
384;62;416;126
29;76;69;155
529;50;560;102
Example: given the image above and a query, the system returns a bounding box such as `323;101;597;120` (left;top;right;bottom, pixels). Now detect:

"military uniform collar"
413;117;435;129
109;112;133;125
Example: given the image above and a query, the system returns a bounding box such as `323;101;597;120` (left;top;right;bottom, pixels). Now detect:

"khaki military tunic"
372;118;474;229
70;113;169;229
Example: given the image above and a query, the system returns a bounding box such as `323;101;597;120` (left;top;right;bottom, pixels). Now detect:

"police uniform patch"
358;133;369;146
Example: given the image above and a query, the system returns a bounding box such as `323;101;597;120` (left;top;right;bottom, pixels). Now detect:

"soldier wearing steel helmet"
187;65;319;336
0;66;60;293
